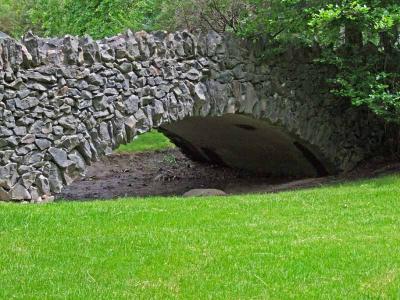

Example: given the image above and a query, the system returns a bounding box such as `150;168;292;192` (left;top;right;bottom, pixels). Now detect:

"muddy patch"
57;149;400;200
58;149;291;200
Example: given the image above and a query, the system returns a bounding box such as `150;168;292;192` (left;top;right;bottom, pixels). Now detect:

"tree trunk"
345;23;363;50
380;31;393;54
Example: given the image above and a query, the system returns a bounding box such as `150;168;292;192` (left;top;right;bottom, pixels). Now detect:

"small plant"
162;153;177;165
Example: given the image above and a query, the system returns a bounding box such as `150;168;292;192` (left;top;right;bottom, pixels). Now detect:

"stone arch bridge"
0;30;386;201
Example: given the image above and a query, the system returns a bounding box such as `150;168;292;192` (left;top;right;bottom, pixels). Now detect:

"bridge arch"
0;30;385;201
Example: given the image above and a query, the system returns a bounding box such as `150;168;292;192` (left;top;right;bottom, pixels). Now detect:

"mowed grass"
116;130;174;153
1;175;400;299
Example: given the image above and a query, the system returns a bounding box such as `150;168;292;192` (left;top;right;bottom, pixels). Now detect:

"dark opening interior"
160;114;335;178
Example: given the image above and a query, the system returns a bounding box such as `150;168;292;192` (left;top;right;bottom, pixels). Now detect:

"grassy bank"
1;175;400;299
116;130;173;153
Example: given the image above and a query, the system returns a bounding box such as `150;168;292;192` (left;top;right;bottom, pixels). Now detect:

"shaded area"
293;141;329;177
160;114;336;177
57;114;397;201
58;149;291;200
58;146;400;200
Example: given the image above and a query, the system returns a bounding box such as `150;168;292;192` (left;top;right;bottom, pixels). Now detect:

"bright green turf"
116;130;174;153
1;175;400;299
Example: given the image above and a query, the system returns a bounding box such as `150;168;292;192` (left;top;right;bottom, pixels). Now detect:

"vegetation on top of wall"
0;0;164;39
1;0;400;124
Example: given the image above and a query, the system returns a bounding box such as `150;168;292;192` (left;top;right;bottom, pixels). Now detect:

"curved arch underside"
160;114;332;177
0;30;386;201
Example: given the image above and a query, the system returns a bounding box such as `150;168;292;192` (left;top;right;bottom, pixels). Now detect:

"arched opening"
160;114;335;177
59;114;336;200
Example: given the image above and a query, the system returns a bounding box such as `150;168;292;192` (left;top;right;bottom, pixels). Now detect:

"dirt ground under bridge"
58;148;400;201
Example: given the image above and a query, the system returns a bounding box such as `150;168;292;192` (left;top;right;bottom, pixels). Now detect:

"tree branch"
200;12;219;33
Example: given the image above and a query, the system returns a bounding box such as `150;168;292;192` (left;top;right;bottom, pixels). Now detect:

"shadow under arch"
160;114;336;178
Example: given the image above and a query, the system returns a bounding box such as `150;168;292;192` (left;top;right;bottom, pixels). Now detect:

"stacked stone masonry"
0;30;386;202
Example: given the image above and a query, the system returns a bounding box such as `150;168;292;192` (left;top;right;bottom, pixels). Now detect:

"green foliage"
26;0;165;39
307;1;400;123
333;69;400;123
0;0;17;36
0;0;164;39
162;153;178;164
1;175;400;298
237;0;400;123
154;0;251;33
0;0;38;38
238;0;314;43
308;1;400;46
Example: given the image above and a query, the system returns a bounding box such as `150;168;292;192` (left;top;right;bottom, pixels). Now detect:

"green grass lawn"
116;130;174;153
1;175;400;299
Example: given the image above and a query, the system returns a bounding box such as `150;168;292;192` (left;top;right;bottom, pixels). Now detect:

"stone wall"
0;30;386;202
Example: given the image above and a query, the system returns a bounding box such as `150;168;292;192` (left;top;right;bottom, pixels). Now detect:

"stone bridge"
0;30;386;202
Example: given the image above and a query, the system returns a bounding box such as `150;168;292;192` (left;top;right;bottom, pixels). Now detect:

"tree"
1;0;165;39
156;0;251;33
